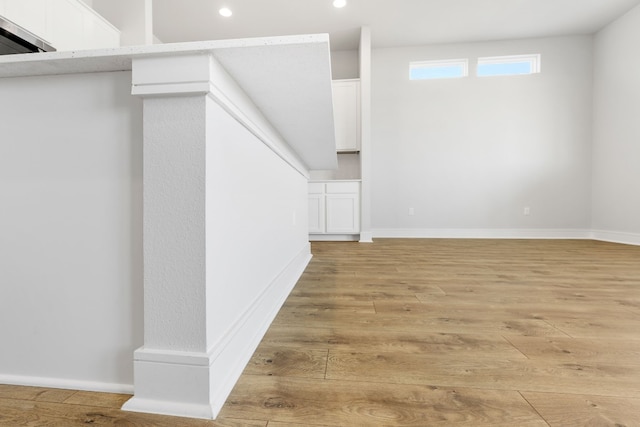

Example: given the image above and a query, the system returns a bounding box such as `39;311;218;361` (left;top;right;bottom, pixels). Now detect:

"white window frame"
409;59;469;80
476;54;541;77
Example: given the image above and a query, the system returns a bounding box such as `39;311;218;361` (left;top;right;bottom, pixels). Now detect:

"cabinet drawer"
308;183;325;194
326;182;359;194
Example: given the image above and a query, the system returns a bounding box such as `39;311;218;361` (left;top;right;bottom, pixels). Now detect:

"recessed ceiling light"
333;0;346;8
219;7;232;17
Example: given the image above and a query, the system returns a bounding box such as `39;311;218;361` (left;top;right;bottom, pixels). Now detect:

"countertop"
309;179;361;182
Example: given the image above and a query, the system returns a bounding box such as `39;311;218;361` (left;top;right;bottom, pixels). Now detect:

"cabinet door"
308;194;325;234
3;0;48;41
332;80;360;152
326;194;359;233
48;0;84;50
82;6;120;49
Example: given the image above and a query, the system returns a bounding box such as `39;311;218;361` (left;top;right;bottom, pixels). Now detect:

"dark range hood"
0;15;55;55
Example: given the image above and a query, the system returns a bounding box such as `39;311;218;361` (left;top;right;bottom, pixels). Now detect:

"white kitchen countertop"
309;179;361;182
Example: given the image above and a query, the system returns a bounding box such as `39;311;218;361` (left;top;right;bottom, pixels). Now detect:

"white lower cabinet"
309;181;360;238
326;193;359;233
308;192;325;233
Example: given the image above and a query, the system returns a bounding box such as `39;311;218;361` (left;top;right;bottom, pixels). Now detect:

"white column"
122;46;317;420
122;53;216;419
359;26;373;242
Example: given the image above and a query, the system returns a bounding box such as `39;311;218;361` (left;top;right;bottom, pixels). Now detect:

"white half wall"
206;97;310;349
204;96;311;416
123;84;311;419
592;4;640;245
371;36;594;237
0;35;335;418
0;71;143;391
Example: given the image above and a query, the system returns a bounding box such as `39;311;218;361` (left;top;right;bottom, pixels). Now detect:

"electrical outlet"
408;208;415;216
524;206;531;216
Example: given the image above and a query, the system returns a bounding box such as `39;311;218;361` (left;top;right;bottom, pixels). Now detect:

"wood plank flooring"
2;239;640;426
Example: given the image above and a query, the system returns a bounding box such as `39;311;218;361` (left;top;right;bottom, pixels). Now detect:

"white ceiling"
152;0;640;51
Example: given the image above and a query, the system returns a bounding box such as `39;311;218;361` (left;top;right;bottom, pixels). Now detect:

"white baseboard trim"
372;228;592;240
206;242;312;417
309;234;359;241
122;243;312;420
359;231;374;243
0;374;133;394
591;230;640;246
123;398;216;420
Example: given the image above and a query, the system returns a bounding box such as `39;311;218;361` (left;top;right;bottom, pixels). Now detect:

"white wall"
592;4;640;244
371;36;594;237
0;71;143;391
331;49;359;79
310;153;361;180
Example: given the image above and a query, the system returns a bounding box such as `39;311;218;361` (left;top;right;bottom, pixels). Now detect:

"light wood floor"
2;239;640;426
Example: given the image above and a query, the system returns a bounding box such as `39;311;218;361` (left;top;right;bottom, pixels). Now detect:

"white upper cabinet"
332;79;361;152
2;0;47;41
49;0;84;50
78;2;120;49
0;0;120;51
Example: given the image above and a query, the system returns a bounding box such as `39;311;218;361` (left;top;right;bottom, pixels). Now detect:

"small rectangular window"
476;54;541;77
410;59;468;80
